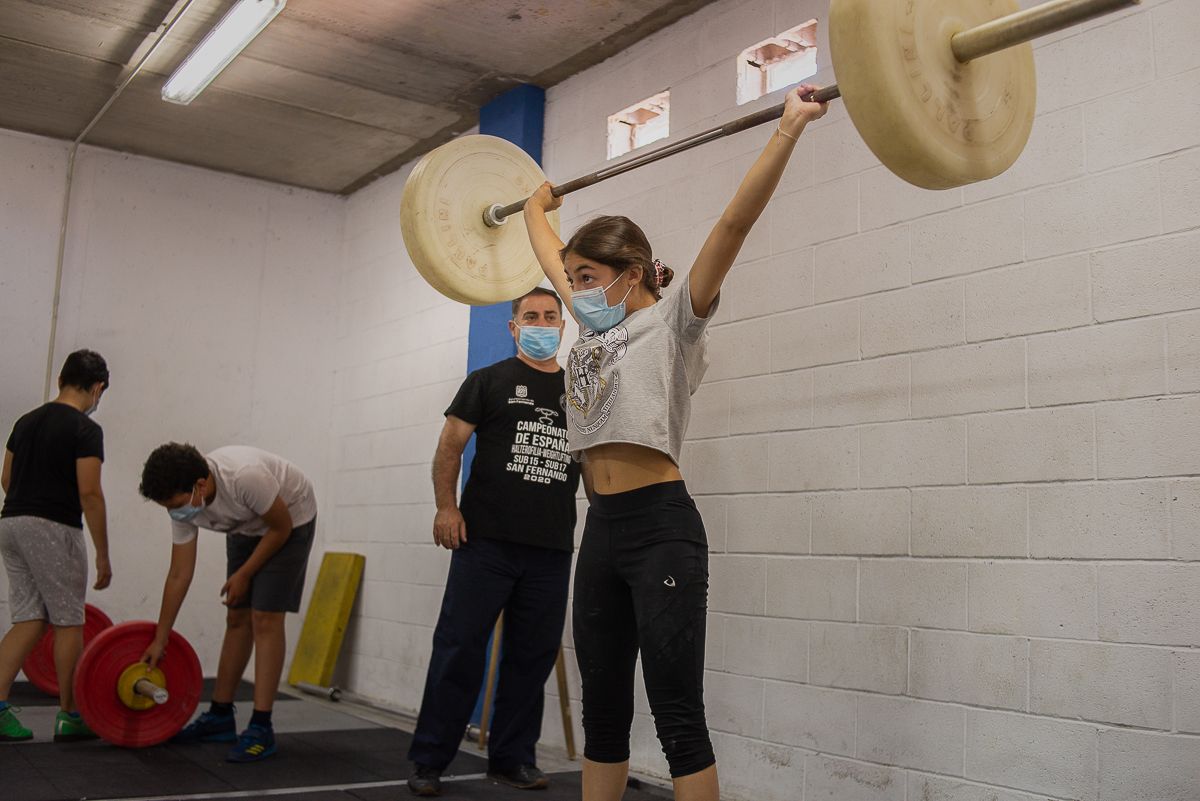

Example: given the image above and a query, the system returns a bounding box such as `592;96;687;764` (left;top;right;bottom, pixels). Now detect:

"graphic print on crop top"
566;326;629;435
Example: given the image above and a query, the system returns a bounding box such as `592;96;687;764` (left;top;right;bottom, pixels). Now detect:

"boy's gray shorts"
225;517;315;613
0;516;88;627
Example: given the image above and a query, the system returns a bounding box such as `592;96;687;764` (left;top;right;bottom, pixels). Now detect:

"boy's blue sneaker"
226;724;276;763
170;709;237;744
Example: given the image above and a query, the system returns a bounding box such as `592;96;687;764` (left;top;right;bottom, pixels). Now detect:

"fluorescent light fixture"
162;0;286;105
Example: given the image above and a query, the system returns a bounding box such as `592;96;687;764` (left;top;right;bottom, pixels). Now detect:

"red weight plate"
22;603;114;696
73;621;202;748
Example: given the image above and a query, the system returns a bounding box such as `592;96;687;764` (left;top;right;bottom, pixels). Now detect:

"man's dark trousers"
407;536;571;771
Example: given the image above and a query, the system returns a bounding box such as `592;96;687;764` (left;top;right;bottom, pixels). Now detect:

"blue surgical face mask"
85;386;102;417
572;274;633;334
516;324;562;360
168;484;206;522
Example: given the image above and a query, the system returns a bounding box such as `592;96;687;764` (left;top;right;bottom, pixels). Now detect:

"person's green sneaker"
53;711;98;743
0;705;32;741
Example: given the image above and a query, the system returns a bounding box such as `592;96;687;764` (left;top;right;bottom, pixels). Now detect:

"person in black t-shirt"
407;288;580;796
0;350;112;743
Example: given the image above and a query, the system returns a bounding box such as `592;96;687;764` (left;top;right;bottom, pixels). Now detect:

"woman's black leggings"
572;480;715;778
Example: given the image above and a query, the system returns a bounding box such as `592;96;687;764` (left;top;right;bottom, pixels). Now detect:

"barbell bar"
951;0;1138;62
133;677;171;705
484;0;1139;225
400;0;1141;306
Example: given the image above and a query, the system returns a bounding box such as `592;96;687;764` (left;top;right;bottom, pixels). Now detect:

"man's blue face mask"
516;324;562;360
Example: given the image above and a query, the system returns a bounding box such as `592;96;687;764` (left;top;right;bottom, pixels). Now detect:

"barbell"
22;603;114;696
400;0;1140;306
73;621;203;748
21;608;204;748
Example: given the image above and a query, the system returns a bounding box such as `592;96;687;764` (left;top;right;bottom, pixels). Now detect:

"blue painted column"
461;83;546;491
464;83;546;731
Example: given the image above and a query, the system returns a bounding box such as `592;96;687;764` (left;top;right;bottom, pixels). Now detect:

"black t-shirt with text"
2;402;104;528
446;358;580;552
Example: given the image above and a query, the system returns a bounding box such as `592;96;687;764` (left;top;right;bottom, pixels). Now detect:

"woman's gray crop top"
564;273;718;464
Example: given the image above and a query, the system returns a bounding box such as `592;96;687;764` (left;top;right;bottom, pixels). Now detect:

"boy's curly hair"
139;442;209;502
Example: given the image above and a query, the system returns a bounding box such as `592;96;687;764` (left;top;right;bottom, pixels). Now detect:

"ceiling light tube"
162;0;286;105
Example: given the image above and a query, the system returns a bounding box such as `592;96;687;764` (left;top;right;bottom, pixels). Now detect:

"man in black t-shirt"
407;288;580;796
0;350;112;743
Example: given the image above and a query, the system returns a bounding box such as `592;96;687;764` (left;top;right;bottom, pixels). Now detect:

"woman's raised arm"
688;84;828;318
523;183;576;322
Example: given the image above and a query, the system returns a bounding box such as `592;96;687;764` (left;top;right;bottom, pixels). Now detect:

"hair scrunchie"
652;259;667;287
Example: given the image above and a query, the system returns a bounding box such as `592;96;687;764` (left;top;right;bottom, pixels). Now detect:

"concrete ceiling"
0;0;718;194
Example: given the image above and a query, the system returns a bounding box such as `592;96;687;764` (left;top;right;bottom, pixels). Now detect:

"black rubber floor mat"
7;678;261;707
47;773;672;801
5;726;490;800
348;772;671;801
0;744;62;801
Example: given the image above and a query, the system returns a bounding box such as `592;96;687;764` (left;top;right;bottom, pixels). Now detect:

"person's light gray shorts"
0;516;88;627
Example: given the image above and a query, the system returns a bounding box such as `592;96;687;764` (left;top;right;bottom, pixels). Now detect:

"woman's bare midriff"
583;442;683;496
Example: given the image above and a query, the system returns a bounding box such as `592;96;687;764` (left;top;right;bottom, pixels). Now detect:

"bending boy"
139;443;316;763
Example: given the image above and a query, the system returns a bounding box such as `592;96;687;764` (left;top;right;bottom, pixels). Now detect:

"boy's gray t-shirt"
565;273;717;464
171;446;317;544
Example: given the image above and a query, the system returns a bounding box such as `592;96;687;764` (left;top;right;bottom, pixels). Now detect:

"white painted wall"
0;128;342;673
0;131;67;462
532;0;1200;798
323;157;470;712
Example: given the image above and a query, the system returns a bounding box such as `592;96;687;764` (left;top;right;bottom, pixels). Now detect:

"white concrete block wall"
325;157;470;713
537;0;1200;797
0;130;342;671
